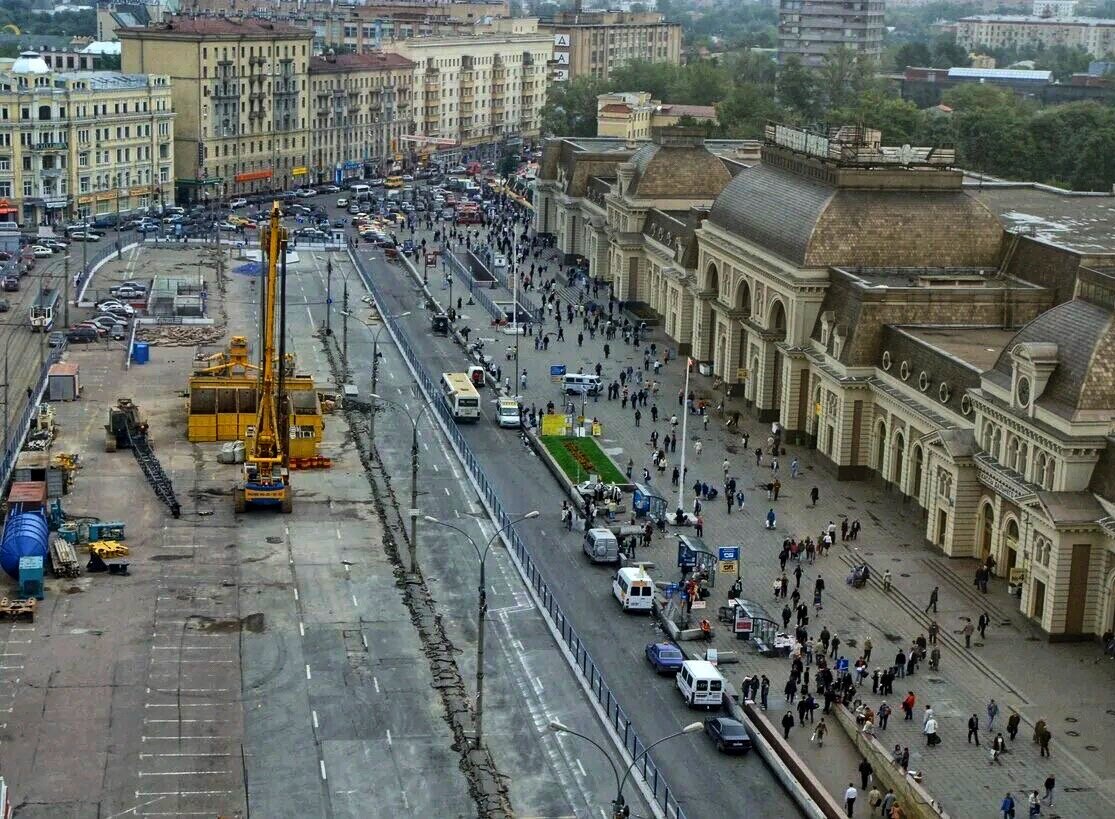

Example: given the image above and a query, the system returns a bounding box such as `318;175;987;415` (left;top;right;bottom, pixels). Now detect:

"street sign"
717;546;740;562
719;560;738;575
734;608;753;635
691;600;706;610
550;363;567;382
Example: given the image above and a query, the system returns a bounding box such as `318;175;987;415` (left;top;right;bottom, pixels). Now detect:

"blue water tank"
1;511;49;578
132;342;150;365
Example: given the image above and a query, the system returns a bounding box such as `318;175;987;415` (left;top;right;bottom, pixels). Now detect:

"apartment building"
393;30;551;160
0;51;175;226
957;11;1115;57
777;0;885;67
119;17;313;203
538;10;682;82
308;51;416;184
596;92;718;142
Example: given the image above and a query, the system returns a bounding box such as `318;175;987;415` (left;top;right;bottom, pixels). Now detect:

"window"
0;182;8;197
0;157;7;171
79;176;90;193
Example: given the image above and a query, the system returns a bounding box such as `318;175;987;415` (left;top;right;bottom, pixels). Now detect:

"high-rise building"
777;0;885;67
308;51;416;185
538;10;681;82
119;16;313;203
0;51;175;226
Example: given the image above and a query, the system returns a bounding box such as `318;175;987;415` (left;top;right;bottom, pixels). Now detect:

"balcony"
213;83;238;99
39;166;62;177
34;139;68;151
974;452;1037;502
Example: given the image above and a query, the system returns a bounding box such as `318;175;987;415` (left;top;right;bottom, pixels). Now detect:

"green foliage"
541;436;625;485
682;1;778;49
0;3;95;37
776;57;820;121
541;76;613;138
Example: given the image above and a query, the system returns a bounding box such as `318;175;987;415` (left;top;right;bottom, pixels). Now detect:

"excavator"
234;203;292;513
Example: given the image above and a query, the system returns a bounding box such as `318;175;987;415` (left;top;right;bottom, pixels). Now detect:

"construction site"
0;213;472;818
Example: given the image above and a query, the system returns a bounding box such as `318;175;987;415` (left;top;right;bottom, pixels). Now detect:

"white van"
613;566;654;612
496;398;522;428
583;527;619;564
349;183;371;200
676;660;725;709
563;373;601;396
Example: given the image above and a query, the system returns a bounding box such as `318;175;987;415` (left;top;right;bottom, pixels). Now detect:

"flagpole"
676;359;691;516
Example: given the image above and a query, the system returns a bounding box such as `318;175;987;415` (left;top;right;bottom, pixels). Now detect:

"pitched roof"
599;103;632;114
658;103;717;119
309;52;415;73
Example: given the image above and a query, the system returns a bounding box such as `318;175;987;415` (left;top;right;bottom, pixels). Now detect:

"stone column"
691;292;714;361
723;314;744;386
753;340;778;421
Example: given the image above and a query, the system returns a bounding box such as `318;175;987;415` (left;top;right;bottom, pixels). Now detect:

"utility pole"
63;253;70;330
341;275;349;370
325;258;332;335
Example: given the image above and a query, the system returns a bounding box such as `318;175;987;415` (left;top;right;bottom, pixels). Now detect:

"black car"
66;326;99;343
704;718;752;754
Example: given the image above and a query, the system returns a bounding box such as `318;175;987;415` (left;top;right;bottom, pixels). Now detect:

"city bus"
440;372;480;422
30;287;60;331
385;175;404;189
455;203;482;225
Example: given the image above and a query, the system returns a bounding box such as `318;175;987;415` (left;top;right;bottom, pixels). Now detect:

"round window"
961;394;973;416
882;351;892;371
1016;376;1031;407
899;361;910;381
939;382;951;403
918;371;929;392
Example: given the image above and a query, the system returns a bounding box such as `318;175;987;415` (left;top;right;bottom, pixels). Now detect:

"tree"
777;56;820;121
717;81;786;138
609;60;681;101
819;47;875;111
931;34;970;69
829;90;925;144
540;76;612;137
893;42;932;71
667;60;731;106
1071;125;1115;190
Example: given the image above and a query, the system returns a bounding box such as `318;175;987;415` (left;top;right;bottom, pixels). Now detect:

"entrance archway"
1003;518;1020;573
911;445;924;503
704;263;719;362
892;432;906;490
875;420;888;475
979;501;995;563
768;299;787;414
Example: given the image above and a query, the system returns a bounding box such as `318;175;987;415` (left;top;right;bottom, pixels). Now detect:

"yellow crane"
234;203;292;513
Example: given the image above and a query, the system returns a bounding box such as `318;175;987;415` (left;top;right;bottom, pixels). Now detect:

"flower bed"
541;435;625;485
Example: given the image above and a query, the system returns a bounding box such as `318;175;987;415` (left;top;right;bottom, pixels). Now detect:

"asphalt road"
335;238;801;819
288;245;654;819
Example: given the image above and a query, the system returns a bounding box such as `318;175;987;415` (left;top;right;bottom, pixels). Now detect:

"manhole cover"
863;552;874;556
900;573;911;578
266;536;283;544
1066;730;1080;737
1085;745;1099;751
1065;717;1078;723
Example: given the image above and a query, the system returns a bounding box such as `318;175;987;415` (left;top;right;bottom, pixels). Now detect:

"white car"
229;197;248;208
320;185;340;193
30;245;54;257
296;188;316;198
336;198;349;207
96;300;136;317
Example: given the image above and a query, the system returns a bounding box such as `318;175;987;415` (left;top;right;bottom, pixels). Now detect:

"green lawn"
541;435;625;485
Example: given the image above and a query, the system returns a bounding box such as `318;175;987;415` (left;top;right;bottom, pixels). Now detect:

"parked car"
89;316;127;339
48;330;65;347
40;239;67;251
136;223;160;234
704;718;752;754
30;245;54;258
2;276;18;292
0;298;8;312
96;300;136;317
110;285;146;299
645;642;685;674
69;231;102;242
217;222;239;232
229;197;248;208
66;326;99;343
296;188;316;198
319;184;340;193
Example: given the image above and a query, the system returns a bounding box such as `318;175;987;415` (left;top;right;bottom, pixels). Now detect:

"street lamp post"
424;511;538;748
548;720;702;818
370;393;431;576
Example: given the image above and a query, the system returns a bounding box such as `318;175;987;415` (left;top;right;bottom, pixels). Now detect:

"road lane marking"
312;710;319;729
305;664;312;680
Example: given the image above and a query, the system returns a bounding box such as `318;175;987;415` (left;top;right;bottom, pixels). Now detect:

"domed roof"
11;51;50;75
707;162;1002;268
625;137;731;200
990;299;1115;418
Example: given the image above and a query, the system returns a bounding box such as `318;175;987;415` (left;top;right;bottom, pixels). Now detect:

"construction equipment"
235;203;292;514
105;398;181;518
192;335;257;377
49;537;80;578
88;540;129;558
0;598;36;622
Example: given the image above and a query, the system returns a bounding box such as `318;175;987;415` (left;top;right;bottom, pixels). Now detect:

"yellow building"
539;10;682;82
0;51;175;226
392;30;552;161
308;51;416;184
119;16;313;203
596;92;718;142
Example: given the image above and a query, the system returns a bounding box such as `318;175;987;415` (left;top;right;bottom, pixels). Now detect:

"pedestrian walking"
925;586;939;613
991;733;1005;765
694;440;703;457
961;619;975;648
844;783;857;818
863;636;873;662
813;717;828;747
987;698;999;731
968;713;980;746
978;611;991;640
1038;724;1051;757
924;716;940;747
1028;790;1041;817
1007;711;1020;741
1043;775;1055;806
867;786;882;816
810;486;819;507
1001;793;1016;819
858;759;873;789
781;711;795;739
791;457;799;478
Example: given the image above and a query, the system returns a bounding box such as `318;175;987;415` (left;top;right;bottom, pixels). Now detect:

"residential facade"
777;0;886;67
392;30;551;161
536;124;1115;641
596;92;718;142
539;10;681;82
119;16;313;203
308;51;416;185
956;12;1115;58
0;51;175;226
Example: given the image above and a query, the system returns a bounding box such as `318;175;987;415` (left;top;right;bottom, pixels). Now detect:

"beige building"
0;51;175;226
957;12;1115;57
119;16;313;203
308;51;416;184
392;30;551;160
537;124;1115;640
596;92;718;141
540;10;682;82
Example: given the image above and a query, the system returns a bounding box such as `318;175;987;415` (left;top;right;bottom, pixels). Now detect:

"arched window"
1043;458;1055;490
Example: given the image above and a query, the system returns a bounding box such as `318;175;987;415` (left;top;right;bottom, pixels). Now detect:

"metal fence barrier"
351;251;689;819
0;340;66;490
